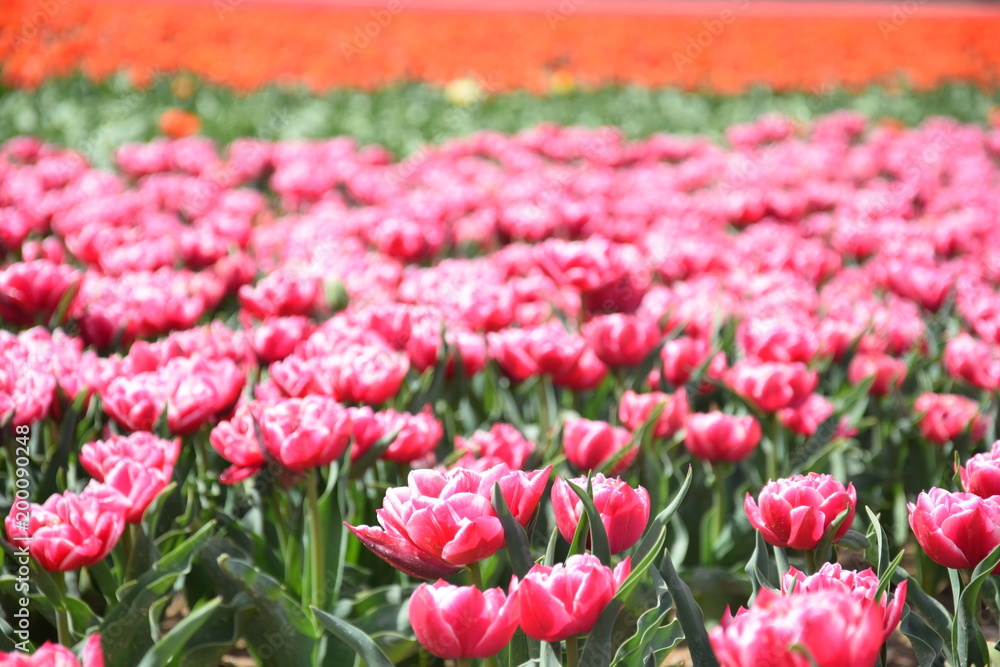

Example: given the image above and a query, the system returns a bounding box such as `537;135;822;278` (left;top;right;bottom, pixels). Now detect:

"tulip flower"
4;490;127;571
515;554;631;642
684;412;761;463
908;488;1000;571
406;320;487;377
914;393;986;445
209;401;267;484
487;324;585;382
659;336;727;388
246;315;313;363
80;433;181;523
453;423;536;471
583;313;661;367
408;581;518;659
257;396;353;472
943;333;1000;391
618;388;688;439
744;473;856;550
551;346;608;391
562;418;635;473
725;360;818;412
349;406;443;464
0;639;101;666
550;474;650;553
710;588;885;667
0;260;80;326
348;464;551;578
783;563;907;642
959;441;1000;498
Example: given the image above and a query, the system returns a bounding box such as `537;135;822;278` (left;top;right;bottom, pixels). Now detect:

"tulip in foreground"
550;474;650;554
783;563;907;642
347;464;551;578
515;554;631;642
0;633;103;666
908;488;1000;571
710;588;884;667
744;473;856;550
408;581;518;659
959;440;1000;498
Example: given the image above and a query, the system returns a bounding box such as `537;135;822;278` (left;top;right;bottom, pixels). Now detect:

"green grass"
2;74;998;166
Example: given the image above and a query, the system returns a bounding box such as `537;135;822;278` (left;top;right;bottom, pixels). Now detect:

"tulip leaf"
745;530;778;601
568;507;591;559
900;608;946;667
864;507;891;578
875;550;905;601
837;529;871;552
543;526;560;567
38;390;87;499
349;428;401;481
616;466;693;602
953;541;1000;667
812;507;852;566
492;482;535;578
579;597;624;667
312;608;395;667
894;566;953;660
614;567;682;667
658;549;720;667
566;480;612;567
136;597;223;667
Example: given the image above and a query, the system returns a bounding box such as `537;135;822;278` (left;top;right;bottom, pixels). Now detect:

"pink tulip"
684;412;761;462
453;423;536;471
0;260;80;326
959;441;1000;498
783;563;907;642
80;433;181;523
908;488;1000;571
914;393;986;445
562;418;635;473
725;360;818;412
246;315;313;364
847;353;906;397
943;333;1000;391
349;406;443;464
659;336;727;388
515;554;631;642
0;641;86;666
583;314;661;367
710;588;885;667
408;581;518;659
348;464;551;577
210;401;267;484
551;346;608;391
4;490;127;571
258;396;353;472
550;474;650;554
488;324;585;382
744;473;856;550
618;389;688;439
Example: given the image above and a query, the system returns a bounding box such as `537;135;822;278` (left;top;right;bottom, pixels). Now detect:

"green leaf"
837;529;871;552
954;542;1000;667
543;526;560;567
579;598;624;667
658;549;719;667
312;608;394;667
745;530;778;601
812;507;851;565
136;598;223;667
349;428;401;481
901;608;946;667
566;480;612;567
614;568;681;667
492;482;535;578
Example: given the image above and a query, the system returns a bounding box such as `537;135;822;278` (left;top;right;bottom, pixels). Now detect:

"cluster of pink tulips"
2;112;1000;665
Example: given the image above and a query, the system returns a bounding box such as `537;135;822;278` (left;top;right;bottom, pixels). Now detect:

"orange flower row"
2;0;999;92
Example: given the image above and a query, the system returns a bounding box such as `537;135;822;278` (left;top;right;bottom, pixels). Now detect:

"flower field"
4;1;1000;666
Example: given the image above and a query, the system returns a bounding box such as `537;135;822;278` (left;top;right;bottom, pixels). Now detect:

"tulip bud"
550;474;650;554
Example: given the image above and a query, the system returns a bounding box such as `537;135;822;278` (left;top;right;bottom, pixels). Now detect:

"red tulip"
908;488;1000;571
659;336;726;388
777;394;838;437
81;634;105;667
247;315;313;364
349;406;443;464
583;314;661;367
331;344;410;405
847;353;906;397
684;412;761;462
348;464;551;577
710;588;884;667
551;346;608;391
406;321;487;377
0;260;80;326
4;489;127;571
914;393;986;445
618;388;688;439
408;581;518;659
454;423;536;471
738;317;819;364
744;473;856;550
725;360;818;412
210;401;267;484
0;641;89;666
488;324;585;382
550;474;650;554
562;418;635;473
515;554;631;642
238;272;319;319
783;563;907;642
258;396;353;472
959;441;1000;498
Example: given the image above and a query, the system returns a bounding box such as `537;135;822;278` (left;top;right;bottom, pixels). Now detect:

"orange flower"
159;108;200;138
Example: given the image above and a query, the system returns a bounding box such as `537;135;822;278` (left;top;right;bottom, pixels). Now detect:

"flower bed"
2;0;999;91
2;113;1000;664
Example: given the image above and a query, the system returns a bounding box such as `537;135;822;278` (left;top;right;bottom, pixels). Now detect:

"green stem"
566;635;580;667
804;548;817;575
54;572;71;646
306;470;324;611
270;486;289;554
709;463;729;565
538;375;553;447
484;655;500;667
764;418;779;482
467;560;484;590
457;659;472;667
773;546;789;577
